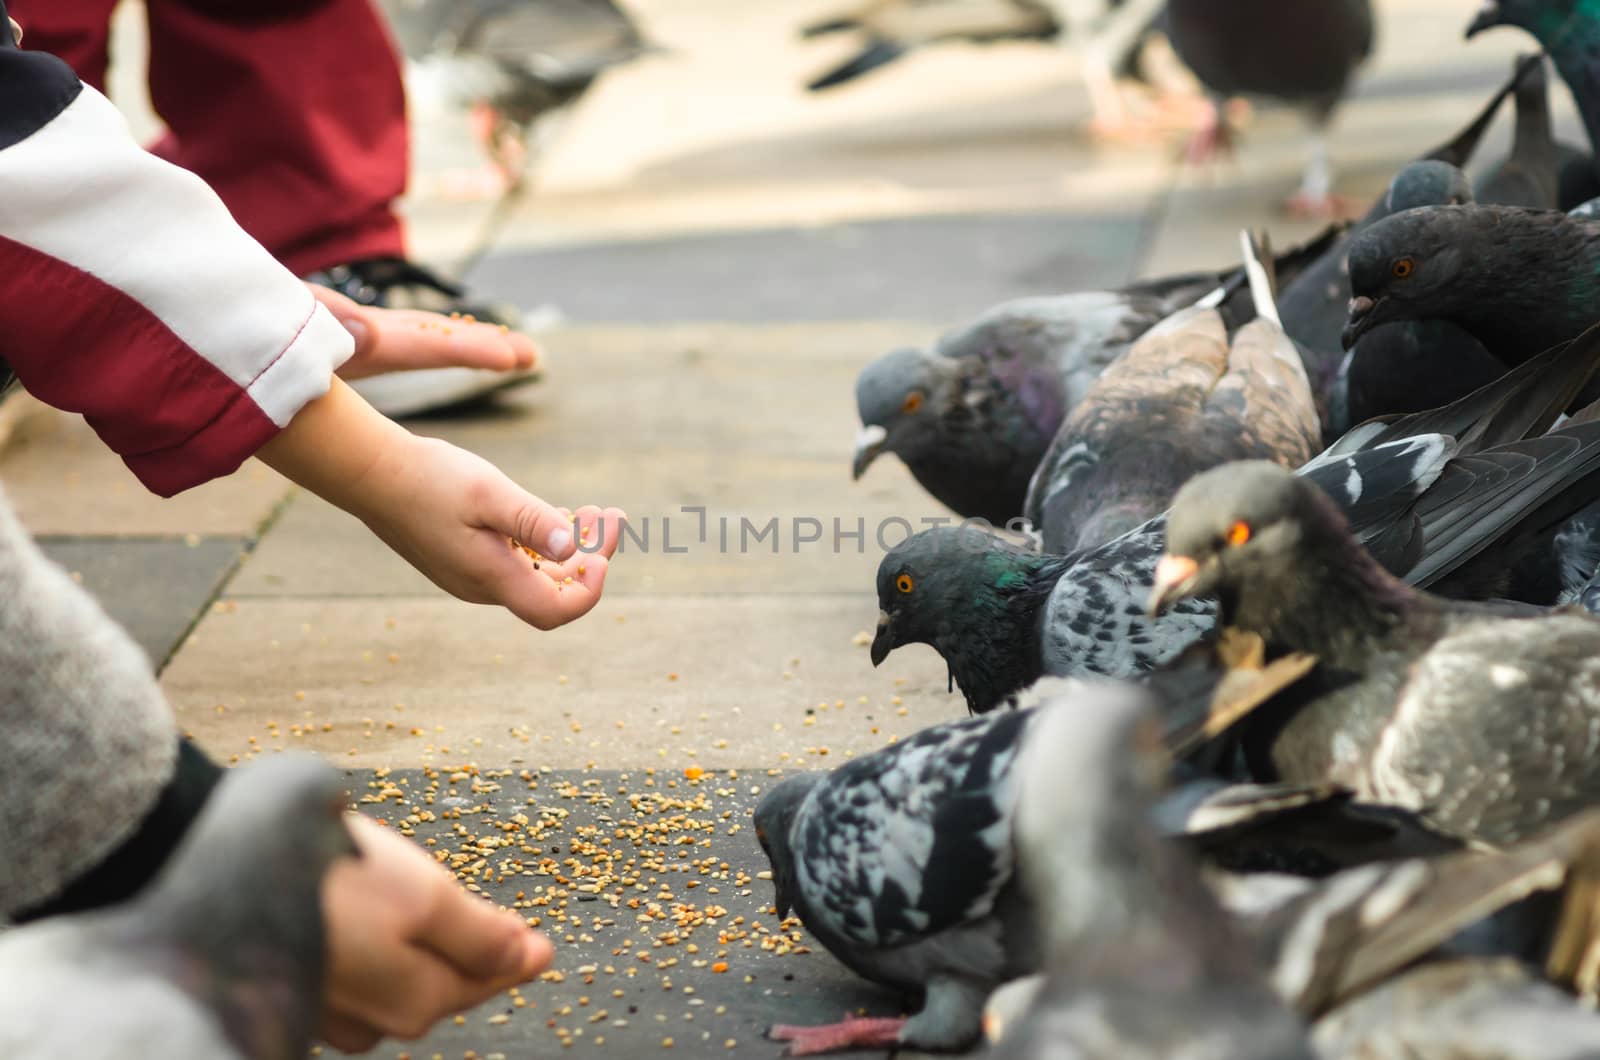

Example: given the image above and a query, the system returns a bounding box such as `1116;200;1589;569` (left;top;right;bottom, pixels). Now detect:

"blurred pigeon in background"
798;0;1197;136
380;0;655;184
1164;0;1374;216
0;755;357;1060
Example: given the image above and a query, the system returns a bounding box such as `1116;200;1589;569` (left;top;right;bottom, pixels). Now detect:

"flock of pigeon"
752;1;1600;1057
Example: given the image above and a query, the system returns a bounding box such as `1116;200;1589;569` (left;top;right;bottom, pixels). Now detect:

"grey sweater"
0;485;178;919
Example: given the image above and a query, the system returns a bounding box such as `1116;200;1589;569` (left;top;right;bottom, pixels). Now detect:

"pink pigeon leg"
768;1015;908;1056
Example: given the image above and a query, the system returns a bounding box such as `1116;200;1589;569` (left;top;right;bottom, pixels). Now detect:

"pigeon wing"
793;709;1032;950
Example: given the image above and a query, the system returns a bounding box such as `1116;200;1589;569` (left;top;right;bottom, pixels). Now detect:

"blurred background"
97;0;1554;323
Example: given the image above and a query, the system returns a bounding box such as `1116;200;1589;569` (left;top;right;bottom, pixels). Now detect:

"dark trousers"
11;0;410;274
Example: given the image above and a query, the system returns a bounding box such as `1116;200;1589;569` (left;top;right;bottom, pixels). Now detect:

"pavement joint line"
155;546;251;674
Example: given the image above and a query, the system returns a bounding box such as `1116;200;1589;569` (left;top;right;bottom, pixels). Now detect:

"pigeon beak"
1341;295;1380;350
852;424;889;480
869;609;894;666
1465;0;1502;37
1146;554;1201;616
772;875;794;922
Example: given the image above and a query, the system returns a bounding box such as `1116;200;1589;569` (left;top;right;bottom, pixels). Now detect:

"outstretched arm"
256;378;625;630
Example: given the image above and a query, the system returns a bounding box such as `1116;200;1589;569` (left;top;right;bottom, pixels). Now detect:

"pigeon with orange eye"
850;270;1272;526
1149;456;1600;847
1341;203;1600;384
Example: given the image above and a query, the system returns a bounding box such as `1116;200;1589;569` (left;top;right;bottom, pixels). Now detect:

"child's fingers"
354;309;534;374
501;557;611;630
310;282;540;377
571;506;628;561
417;887;553;984
489;490;581;561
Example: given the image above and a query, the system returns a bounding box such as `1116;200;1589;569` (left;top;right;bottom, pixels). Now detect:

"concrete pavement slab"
35;537;247;669
467;212;1148;324
163;596;963;772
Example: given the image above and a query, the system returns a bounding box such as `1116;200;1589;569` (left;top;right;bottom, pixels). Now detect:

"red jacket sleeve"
0;46;352;496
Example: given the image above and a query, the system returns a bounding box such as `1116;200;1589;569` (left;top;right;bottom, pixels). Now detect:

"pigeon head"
854;310;1074;522
853;347;954;480
753;772;822;921
1150;461;1411;658
1147;461;1313;616
1466;0;1581;42
874;526;998;665
873;526;1063;711
1342;207;1472;349
1384;161;1474;215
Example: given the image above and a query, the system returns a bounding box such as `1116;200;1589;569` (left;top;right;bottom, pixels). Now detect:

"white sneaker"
351;366;541;418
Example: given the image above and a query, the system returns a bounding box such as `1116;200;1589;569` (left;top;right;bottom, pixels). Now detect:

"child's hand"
257;380;624;631
309;283;540;380
318;817;553;1051
351;433;626;630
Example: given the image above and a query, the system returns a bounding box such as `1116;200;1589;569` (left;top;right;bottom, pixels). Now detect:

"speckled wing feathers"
1023;306;1231;547
1368;617;1600;844
1033;436;1458;681
792;709;1032;952
1039;514;1218;679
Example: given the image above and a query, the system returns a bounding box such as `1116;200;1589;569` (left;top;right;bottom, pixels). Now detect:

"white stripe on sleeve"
0;85;351;425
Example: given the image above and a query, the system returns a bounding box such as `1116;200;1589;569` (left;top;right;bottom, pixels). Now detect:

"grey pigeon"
1280;54;1550;430
989;746;1600;1056
1478;55;1563;209
853;274;1225;524
871;327;1600;713
1311;958;1600;1059
1281;159;1482;432
1164;0;1374;215
755;702;1039;1055
1277;48;1550;351
1467;0;1600;205
0;754;356;1060
1341;204;1600;367
1022;233;1321;553
853;231;1341;523
799;0;1169;134
754;681;1432;1055
1148;453;1600;846
989;683;1316;1060
382;0;652;178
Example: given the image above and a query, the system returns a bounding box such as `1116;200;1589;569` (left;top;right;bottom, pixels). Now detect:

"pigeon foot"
768;1015;906;1055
